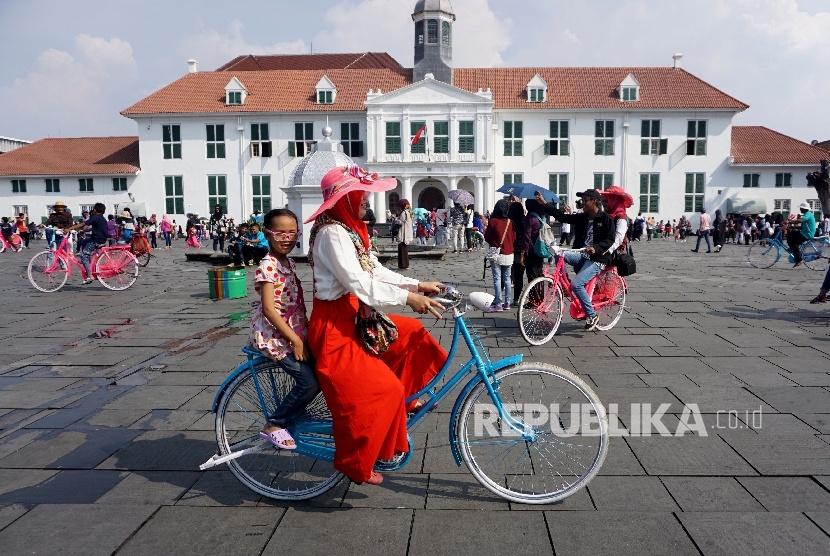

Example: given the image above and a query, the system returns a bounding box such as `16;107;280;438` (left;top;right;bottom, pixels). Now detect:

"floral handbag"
484;220;511;263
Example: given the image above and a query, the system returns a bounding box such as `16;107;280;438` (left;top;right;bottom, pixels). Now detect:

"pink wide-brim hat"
304;165;397;223
600;185;634;208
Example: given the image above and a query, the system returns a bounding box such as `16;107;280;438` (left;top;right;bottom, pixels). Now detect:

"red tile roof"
122;69;412;115
814;139;830;152
453;67;748;110
122;66;747;116
0;137;140;176
216;52;403;71
731;126;830;165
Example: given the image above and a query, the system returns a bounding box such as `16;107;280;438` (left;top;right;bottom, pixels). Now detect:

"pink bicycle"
0;232;23;253
517;246;627;345
27;233;139;292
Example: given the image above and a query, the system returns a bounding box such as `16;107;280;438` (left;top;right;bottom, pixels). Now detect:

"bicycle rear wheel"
133;250;151;267
802;239;830;271
517;277;563;346
10;235;23;252
215;360;342;500
593;269;625;331
747;241;780;268
456;362;608;504
27;251;68;292
96;250;139;290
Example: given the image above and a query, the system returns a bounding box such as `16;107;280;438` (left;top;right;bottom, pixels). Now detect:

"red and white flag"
411;124;426;145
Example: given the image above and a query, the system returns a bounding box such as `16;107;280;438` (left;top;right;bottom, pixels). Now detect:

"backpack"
531;213;554;258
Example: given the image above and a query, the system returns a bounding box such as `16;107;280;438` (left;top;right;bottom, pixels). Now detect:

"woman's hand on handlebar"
417;281;443;295
407;292;444;319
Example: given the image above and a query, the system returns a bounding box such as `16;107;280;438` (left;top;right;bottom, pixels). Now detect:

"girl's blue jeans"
267;354;320;428
490;261;512;307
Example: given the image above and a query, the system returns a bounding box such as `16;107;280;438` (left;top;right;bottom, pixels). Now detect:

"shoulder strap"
497;219;511;247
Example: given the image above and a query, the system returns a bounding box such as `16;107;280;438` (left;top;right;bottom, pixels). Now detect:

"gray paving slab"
0;503;158;556
807;512;830;536
95;471;201;505
661;476;765;512
119;506;284;556
0;503;31;532
176;469;262;506
625;436;758;476
546;512;698;556
794;413;830;433
597;437;646;475
425;473;508;510
586;476;679;511
97;430;216;471
668;386;774;413
749;386;830;413
410;509;552;556
343;473;427;509
678;512;830;555
736;477;830;512
103;385;205;410
739;412;821;435
723;435;830;475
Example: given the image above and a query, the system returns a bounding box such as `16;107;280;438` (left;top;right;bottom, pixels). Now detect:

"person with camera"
534;189;616;331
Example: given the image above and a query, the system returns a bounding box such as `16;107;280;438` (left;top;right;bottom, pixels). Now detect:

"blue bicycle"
202;287;609;504
747;229;830;271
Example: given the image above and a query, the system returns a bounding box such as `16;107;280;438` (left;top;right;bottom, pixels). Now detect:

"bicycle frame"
540;251;618;320
759;229;828;263
42;235;131;280
210;301;526;469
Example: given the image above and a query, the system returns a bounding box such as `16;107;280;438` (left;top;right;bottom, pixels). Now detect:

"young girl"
185;225;201;248
250;208;319;450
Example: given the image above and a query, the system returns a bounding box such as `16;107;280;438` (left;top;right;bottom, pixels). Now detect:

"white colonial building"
2;0;828;236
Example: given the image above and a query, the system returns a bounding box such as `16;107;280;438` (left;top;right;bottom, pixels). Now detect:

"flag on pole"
411;124;426;146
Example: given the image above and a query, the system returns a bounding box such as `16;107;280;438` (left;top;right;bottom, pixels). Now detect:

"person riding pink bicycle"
534;189;616;331
63;202;110;284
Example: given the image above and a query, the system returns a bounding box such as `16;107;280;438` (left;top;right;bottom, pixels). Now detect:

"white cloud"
563;29;580;43
740;0;830;53
312;0;511;67
0;35;139;137
180;19;308;70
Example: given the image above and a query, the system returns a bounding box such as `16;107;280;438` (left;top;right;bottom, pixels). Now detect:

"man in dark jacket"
535;189;616;331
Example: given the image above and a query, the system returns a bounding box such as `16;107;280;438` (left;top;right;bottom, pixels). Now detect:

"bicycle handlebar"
549;244;587;254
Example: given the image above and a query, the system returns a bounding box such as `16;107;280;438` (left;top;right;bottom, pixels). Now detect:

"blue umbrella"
497;183;561;205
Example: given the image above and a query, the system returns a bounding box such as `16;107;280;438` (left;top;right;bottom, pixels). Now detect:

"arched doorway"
388;192;400;213
418;186;445;210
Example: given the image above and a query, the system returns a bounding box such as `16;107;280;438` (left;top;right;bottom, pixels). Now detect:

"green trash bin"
207;267;248;300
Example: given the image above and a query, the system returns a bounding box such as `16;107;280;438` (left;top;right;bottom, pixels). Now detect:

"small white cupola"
316;76;337;105
224;77;247;106
618;73;640;102
526;74;547;103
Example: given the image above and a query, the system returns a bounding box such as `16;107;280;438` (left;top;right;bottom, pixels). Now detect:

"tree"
806;159;830;216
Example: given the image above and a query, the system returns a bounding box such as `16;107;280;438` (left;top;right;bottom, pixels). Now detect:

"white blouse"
608;219;628;253
312;224;419;308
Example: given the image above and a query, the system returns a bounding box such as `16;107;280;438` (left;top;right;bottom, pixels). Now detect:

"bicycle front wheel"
216;360;342;500
517;277;563;345
456;363;609;504
593;269;626;331
96;250;139;290
27;251;68;292
747;241;780;268
802;239;830;272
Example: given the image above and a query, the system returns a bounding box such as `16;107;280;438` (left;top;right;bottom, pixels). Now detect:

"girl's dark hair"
264;208;299;230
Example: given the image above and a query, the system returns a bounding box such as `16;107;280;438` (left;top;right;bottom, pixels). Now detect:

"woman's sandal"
365;471;383;485
810;293;827;304
259;428;297;450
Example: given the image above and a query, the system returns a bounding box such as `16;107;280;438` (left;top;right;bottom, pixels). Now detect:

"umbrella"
448;189;475;207
497;183;561;205
411;208;429;220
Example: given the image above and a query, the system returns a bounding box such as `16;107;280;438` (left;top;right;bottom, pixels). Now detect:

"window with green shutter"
340;122;364;158
79;178;94;192
11;179;26;193
442;20;451;46
317;90;333;104
206;124;225;158
549;173;568;207
386;122;401;154
433;121;449;154
45;178;59;193
410;121;426;154
592;173;614;191
162;125;181;159
639;173;660;213
287;122;311;157
207;175;227;214
684;173;705;212
640;120;667;155
621;86;638;101
458;120;474;154
743;173;760;188
528;88;545;102
427;19;438;43
775;173;792;187
504;121;523;156
112;177;127;191
594;120;614;156
252;175;272;213
503;173;523;185
545;121;570;156
227;91;242;105
164;176;184;214
686;120;707;156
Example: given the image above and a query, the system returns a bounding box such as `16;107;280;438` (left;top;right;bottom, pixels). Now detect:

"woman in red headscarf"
305;166;447;485
600;185;634;254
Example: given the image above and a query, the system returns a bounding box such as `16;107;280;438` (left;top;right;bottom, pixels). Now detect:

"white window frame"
773;199;791;212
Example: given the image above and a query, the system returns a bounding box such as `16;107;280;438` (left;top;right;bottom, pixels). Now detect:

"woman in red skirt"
305;166;446;485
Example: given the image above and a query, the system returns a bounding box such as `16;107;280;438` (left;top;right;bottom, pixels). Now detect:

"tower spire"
412;0;455;84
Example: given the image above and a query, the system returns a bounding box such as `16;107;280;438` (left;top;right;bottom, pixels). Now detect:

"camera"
575;199;583;210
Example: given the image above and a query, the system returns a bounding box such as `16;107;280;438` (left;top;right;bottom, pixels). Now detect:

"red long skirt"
308;295;446;482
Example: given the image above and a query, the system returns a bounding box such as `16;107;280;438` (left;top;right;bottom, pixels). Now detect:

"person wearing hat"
787;202;817;267
535;188;616;331
41;201;74;249
305;165;446;486
118;209;135;242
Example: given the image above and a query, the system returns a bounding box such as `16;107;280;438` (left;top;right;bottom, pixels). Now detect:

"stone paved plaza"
1;238;829;555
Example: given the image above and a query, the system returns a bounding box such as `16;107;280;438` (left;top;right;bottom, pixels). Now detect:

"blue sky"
1;0;829;143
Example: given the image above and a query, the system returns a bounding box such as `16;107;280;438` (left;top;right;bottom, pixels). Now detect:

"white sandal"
259;429;297;450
